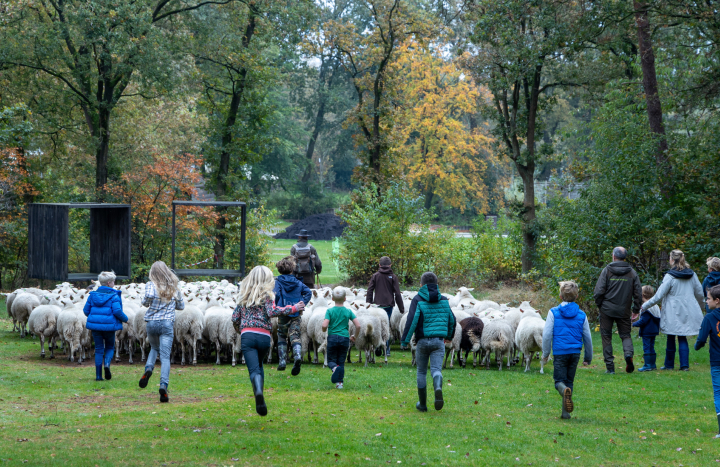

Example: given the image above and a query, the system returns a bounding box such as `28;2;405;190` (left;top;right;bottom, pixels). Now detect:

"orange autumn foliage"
392;43;497;213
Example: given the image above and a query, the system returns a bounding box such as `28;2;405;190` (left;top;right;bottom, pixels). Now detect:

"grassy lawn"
1;290;719;466
269;239;340;285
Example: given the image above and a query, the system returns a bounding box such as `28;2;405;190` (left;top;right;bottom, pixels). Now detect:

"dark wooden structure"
171;201;246;278
28;203;131;282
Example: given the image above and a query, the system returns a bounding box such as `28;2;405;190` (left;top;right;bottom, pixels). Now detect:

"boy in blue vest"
632;285;661;371
541;281;593;419
694;284;720;438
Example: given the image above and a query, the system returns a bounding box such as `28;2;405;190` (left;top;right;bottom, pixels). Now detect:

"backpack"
294;244;315;274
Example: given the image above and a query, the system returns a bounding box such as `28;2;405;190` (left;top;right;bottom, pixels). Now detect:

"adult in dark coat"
366;256;405;356
593;246;643;374
291;230;322;289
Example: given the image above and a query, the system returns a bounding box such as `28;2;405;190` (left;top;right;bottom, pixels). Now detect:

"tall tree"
466;0;601;272
0;0;228;196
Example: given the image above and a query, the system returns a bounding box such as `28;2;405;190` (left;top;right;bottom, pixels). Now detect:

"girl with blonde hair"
641;250;704;371
232;266;305;416
139;261;184;402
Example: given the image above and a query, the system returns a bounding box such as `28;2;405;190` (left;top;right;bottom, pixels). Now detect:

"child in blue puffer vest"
83;271;128;381
695;284;720;438
632;285;661;372
541;281;593;420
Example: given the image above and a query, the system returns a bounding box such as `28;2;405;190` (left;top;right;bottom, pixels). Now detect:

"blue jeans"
327;334;350;383
642;336;656;356
415;338;444;389
711;366;720;414
145;319;174;390
92;330;116;368
240;332;271;380
553;353;580;391
664;335;689;369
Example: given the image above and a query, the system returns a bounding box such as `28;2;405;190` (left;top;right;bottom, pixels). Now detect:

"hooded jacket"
632;304;660;337
366;265;405;312
702;271;720;312
273;274;312;318
642;269;704;336
695;309;720;366
401;283;456;345
544;302;591;357
593;261;643;318
83;286;128;332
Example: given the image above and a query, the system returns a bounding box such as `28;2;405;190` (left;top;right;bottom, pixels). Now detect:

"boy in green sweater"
322;287;361;389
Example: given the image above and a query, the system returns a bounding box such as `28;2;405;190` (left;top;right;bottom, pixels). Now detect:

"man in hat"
291;229;322;289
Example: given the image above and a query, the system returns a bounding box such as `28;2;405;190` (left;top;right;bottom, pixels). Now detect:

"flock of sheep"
4;283;547;373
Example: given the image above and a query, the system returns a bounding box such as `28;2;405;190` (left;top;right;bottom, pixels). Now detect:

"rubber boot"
291;343;302;376
95;365;103;381
433;375;444;411
277;343;287;371
716;413;720;436
416;387;428;412
557;383;573;419
625;354;635;373
251;374;267;416
638;353;655;372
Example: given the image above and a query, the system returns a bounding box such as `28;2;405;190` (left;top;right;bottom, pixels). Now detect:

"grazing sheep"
398;311;417;365
390;307;404;343
353;315;382;367
204;308;232;365
515;317;545;374
219;315;241;367
6;292;17;331
481;319;514;370
448;287;475;308
57;306;88;364
174;305;204;366
115;307;137;364
504;306;541;364
133;308;149;362
11;293;41;338
307;309;328;365
473;300;501;315
28;304;61;358
443;322;462;369
459;317;484;368
356;306;390;363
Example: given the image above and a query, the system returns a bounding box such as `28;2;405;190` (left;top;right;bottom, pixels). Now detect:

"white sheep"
443;322;462;369
514;316;545;373
503;306;541;364
307;309;329;365
28;304;61;358
174;305;204;366
56;305;88;364
356;306;390;362
115;307;137;364
133;308;149;362
6;292;17;331
353;314;382;367
481;319;514;370
11;293;41;338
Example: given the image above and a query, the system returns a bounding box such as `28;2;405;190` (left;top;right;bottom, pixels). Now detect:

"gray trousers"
415;338;444;389
145;319;174;390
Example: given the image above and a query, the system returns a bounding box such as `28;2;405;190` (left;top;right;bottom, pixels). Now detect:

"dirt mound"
274;213;347;241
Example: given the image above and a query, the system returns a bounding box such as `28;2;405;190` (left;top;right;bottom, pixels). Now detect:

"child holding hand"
322;287;361;389
632;285;661;372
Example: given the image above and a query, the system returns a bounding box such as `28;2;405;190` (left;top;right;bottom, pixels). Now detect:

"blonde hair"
98;271;116;286
559;281;579;302
237;266;275;307
642;285;655;299
149;261;179;302
332;286;346;302
707;257;720;272
668;249;691;271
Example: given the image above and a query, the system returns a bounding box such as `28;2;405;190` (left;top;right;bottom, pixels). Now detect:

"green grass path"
0;295;718;465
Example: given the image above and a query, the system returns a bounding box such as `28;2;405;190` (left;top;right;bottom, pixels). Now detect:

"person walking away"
593;246;643;374
632;285;661;372
641;249;705;371
703;257;720;313
232;266;304;416
291;229;322;289
273;256;312;374
139;261;184;403
83;271;128;381
541;281;593;420
694;285;720;438
366;256;405;356
401;272;456;412
322;287;361;389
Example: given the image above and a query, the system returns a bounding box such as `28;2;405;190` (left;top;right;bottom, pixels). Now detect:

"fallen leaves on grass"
17;439;28;442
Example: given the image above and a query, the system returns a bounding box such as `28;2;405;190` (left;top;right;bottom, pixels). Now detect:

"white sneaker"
336;382;343;389
715;433;720;439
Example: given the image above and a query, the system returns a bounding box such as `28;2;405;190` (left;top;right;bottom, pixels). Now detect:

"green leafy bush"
226;205;275;274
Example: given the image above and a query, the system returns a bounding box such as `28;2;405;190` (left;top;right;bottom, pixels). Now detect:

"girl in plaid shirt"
232;266;305;416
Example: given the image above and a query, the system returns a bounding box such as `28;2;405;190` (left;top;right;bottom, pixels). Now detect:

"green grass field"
1;292;720;466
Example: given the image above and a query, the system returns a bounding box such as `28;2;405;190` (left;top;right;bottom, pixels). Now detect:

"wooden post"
240;204;247;281
171;203;176;270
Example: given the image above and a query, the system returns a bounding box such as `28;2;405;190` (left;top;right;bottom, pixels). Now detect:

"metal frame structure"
171;200;246;278
28;203;132;282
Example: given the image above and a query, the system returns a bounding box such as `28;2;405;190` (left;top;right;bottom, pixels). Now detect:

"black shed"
171;200;246;279
28;203;132;282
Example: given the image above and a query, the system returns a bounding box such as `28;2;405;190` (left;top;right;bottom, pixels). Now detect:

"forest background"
1;0;719;313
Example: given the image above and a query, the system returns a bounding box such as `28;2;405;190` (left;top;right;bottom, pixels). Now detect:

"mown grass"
1;289;719;466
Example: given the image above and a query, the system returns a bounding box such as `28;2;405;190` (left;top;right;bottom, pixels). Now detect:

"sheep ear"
520;309;525;313
468;288;474;291
206;296;210;301
313;290;318;297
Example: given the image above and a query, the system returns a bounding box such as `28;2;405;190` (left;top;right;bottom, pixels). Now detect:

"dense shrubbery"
266;184;349;220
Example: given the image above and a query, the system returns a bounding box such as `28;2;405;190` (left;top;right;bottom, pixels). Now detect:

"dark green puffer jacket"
401;283;456;345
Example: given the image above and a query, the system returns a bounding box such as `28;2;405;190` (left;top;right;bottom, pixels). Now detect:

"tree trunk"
517;161;536;273
95;107;111;196
303;98;327;183
633;2;669;170
424;188;434;210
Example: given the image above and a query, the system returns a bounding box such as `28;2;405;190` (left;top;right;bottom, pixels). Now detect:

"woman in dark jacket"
83;271;128;381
